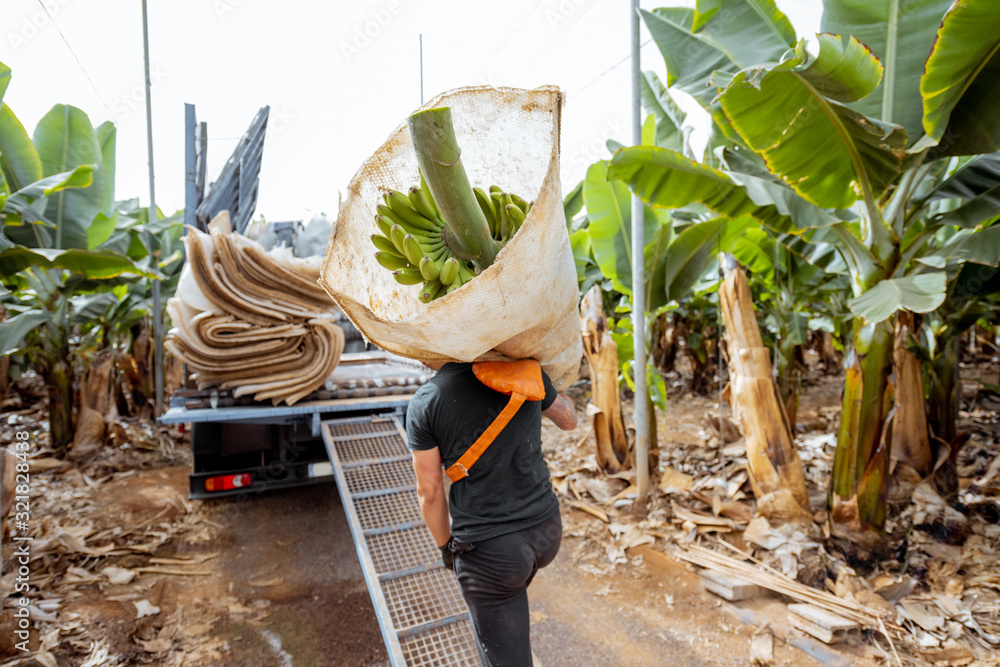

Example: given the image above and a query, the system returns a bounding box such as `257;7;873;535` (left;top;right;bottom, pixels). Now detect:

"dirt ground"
2;355;999;666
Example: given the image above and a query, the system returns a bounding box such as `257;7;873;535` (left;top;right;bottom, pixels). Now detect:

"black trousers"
453;511;562;667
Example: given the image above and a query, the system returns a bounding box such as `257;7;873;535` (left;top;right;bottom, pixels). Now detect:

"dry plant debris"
543;370;1000;666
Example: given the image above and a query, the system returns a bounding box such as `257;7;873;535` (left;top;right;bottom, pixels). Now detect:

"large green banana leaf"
918;222;1000;268
926;149;1000;228
930;149;1000;200
0;61;9;103
87;121;118;249
641;8;736;107
732;226;777;276
1;166;95;230
848;272;946;322
0;247;159;280
720;34;906;209
0;104;43;194
607;146;832;232
821;0;953;139
32;104;105;250
582;160;661;295
642;219;671;311
662;215;743;303
563;180;584;229
690;0;796;68
640;71;685;153
94;121;116;217
920;0;1000;156
0;310;51;357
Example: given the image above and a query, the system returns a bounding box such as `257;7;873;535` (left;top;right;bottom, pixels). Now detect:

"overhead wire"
569;39;653;101
34;0;113;115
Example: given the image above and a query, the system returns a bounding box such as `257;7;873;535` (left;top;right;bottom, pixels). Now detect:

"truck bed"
158;352;432;498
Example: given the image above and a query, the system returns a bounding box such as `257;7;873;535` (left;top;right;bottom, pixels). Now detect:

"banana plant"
611;0;1000;548
0;61;164;453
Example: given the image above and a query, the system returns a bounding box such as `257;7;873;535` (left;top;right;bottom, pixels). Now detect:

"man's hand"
440;538;456;571
543;393;577;431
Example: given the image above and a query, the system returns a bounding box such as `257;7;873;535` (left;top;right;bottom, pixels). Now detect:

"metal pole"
184;104;197;233
630;0;649;499
419;34;424;105
142;0;163;416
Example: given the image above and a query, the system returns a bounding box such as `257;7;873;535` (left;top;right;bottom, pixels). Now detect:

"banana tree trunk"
775;339;803;430
928;337;959;447
928;337;961;497
829;318;894;544
72;349;114;452
580;285;630;473
719;268;812;523
890;311;932;478
651;312;678;374
407;107;499;272
47;359;74;454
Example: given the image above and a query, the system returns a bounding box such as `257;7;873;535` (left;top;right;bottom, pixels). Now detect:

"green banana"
375;251;412;271
419;170;442;218
385;190;440;232
392;268;424;285
419;256;441;281
474;187;497;236
408;186;441;223
507;203;526;230
372;179;533;298
457;263;476;283
439;257;460;286
402;234;424;266
418;279;443;303
371;233;401;256
374;215;394;239
389;224;408;254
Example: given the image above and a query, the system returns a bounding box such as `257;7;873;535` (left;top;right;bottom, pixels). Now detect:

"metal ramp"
322;415;481;666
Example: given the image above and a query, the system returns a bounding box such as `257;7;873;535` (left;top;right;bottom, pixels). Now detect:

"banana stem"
830;318;893;532
407;107;499;273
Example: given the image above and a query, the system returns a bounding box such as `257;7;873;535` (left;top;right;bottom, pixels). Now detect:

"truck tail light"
204;473;252;492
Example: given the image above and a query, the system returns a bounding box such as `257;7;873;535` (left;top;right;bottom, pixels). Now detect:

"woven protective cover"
167;218;345;405
319;85;582;389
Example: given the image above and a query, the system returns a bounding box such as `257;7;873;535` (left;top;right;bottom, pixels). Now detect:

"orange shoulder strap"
445;359;545;483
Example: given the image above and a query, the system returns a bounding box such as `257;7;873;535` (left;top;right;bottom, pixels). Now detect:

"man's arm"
543;393;577;431
411;447;451;547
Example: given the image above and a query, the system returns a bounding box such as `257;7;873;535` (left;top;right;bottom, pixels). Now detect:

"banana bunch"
369;179;531;302
474;185;532;246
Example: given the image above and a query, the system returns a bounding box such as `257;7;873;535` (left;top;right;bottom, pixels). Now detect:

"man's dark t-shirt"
406;362;560;543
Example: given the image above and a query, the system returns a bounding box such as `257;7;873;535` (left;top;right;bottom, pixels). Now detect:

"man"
407;360;577;666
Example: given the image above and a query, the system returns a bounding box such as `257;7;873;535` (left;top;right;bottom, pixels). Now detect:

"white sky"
2;0;821;222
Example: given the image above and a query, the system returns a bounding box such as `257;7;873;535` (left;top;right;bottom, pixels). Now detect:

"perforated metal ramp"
322;415;481;666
